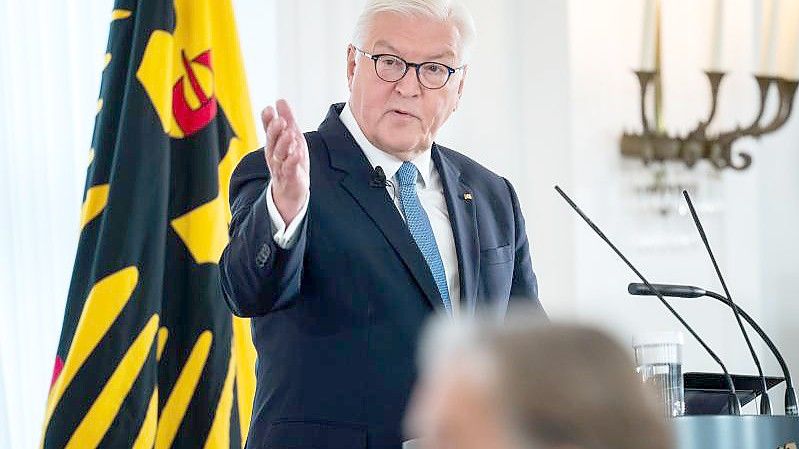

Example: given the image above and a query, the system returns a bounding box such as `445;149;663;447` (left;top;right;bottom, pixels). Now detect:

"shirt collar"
339;102;433;187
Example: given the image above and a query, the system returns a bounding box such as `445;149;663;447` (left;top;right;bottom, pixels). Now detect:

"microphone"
370;166;388;187
628;283;705;298
681;190;772;415
629;282;798;416
554;185;741;414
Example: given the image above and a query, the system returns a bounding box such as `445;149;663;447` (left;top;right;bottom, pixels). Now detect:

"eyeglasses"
353;46;464;90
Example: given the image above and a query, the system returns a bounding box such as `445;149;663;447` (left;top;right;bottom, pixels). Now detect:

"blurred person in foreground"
406;314;673;449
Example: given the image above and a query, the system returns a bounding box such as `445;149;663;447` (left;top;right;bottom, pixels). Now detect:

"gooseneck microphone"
628;282;798;416
682;190;771;415
628;283;706;298
554;185;741;414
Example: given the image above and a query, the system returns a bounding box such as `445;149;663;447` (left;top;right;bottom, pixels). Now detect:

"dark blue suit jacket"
220;103;544;449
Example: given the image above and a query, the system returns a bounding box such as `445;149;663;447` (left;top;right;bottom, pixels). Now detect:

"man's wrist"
265;181;309;249
272;184;308;225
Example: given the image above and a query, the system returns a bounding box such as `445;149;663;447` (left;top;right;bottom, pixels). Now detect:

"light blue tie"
396;162;452;314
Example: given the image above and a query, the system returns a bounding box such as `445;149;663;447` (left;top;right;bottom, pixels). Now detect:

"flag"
41;0;258;447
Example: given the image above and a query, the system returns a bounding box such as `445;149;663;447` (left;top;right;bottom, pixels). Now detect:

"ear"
347;45;357;91
457;66;467;98
453;65;468;111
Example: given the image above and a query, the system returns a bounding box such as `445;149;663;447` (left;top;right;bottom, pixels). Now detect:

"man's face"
347;12;466;159
405;357;519;449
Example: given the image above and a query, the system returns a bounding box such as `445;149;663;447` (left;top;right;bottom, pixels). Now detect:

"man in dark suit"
220;1;545;447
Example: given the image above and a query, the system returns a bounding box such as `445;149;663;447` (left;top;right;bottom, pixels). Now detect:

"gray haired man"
220;1;545;447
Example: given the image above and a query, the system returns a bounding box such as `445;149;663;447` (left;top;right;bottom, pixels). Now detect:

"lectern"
674;416;798;449
677;373;798;449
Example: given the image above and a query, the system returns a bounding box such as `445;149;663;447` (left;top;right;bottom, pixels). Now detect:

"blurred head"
406;314;673;449
347;0;475;160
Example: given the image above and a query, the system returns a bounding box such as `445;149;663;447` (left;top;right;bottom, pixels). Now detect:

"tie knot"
397;162;418;187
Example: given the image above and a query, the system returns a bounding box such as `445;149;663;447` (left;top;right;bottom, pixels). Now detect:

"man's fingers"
276;99;301;134
261;107;273;155
281;142;303;176
261;106;277;158
261;106;275;131
294;131;309;163
265;117;286;160
281;148;305;180
272;128;295;163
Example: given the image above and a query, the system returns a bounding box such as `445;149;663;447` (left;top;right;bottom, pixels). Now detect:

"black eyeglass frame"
352;46;465;90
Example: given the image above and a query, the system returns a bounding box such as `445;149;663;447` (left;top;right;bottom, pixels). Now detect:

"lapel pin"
463;192;473;202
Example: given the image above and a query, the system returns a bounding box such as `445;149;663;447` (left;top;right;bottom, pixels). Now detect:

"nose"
394;67;422;97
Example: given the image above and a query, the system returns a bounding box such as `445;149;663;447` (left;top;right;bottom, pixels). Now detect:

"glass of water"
633;331;685;417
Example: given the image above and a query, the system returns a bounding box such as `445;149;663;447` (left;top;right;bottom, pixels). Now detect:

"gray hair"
418;313;674;449
352;0;476;63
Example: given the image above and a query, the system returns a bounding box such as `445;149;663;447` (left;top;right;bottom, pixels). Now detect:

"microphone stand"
554;186;741;414
701;290;797;416
682;190;771;415
628;282;798;416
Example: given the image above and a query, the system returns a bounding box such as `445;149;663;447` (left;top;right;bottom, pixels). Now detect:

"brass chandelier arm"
688;71;725;140
621;71;799;171
753;79;799;136
635;71;657;134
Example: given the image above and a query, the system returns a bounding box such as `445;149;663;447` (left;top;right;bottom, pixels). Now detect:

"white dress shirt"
265;103;461;313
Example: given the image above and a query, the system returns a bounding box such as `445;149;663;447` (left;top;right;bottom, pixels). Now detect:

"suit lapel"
432;146;480;317
318;104;446;314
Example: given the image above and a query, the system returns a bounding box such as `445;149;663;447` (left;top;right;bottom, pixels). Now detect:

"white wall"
0;362;8;449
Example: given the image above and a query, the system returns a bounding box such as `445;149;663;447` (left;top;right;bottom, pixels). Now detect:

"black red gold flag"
41;1;258;447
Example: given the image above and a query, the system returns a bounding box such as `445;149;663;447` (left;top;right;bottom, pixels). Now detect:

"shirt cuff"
265;181;308;249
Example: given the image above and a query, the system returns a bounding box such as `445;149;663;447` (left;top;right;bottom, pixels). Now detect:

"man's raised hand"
262;99;310;225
